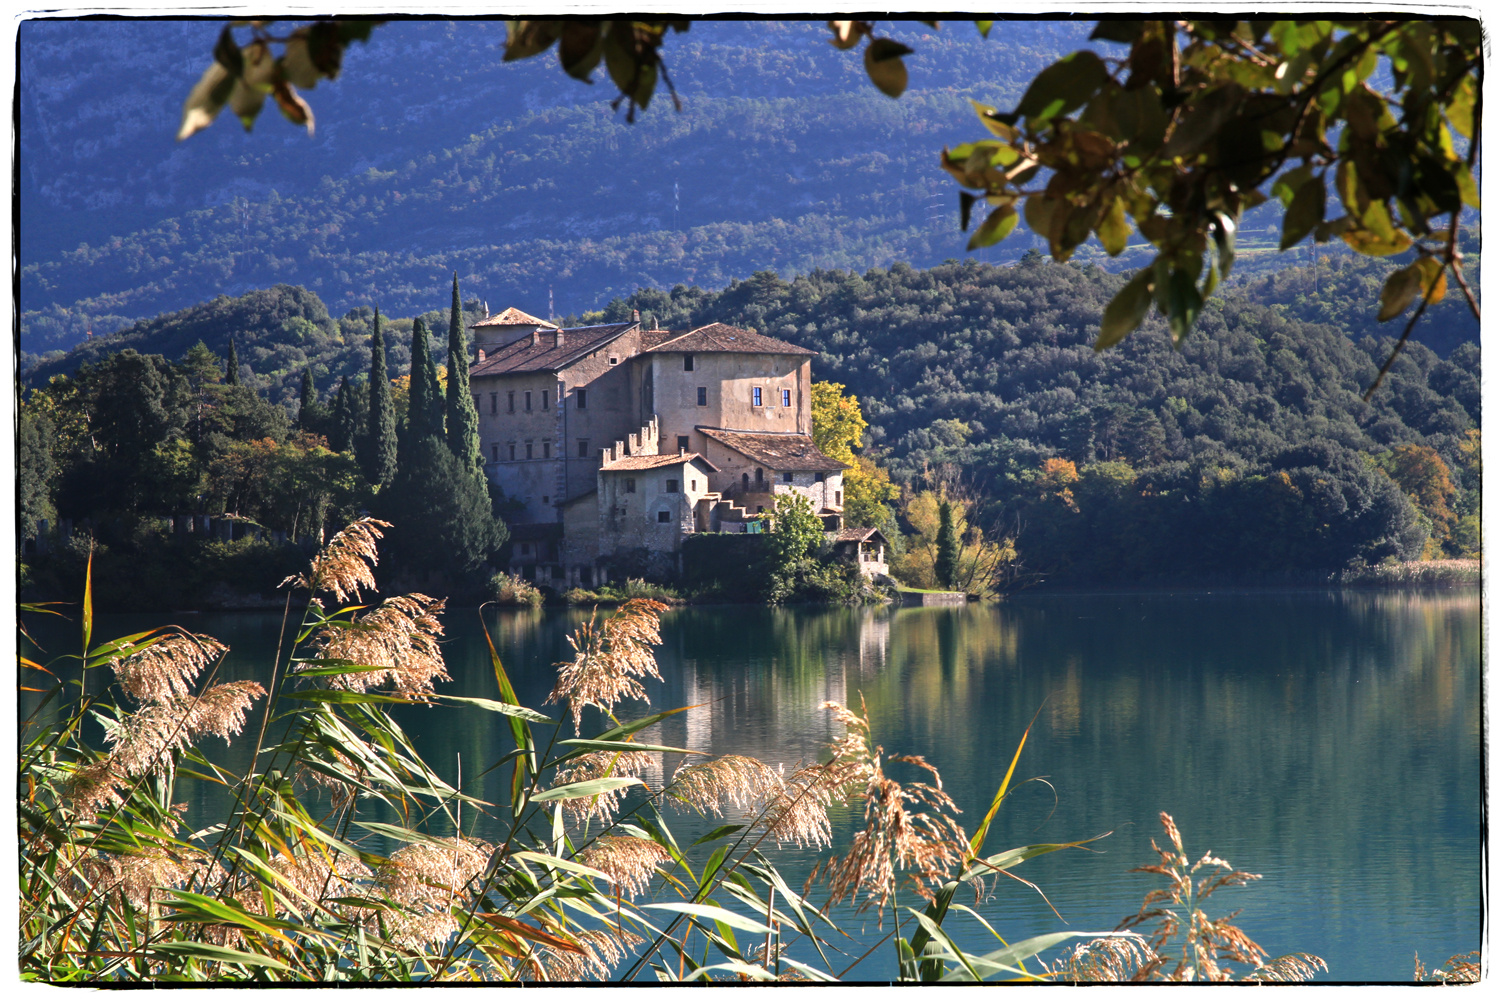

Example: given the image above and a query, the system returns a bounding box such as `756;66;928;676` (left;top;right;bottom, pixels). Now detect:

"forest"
18;253;1480;607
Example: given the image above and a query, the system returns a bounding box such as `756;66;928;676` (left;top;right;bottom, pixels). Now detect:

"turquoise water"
21;590;1482;982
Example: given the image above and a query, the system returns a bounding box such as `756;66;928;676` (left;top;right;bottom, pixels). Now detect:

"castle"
465;306;888;586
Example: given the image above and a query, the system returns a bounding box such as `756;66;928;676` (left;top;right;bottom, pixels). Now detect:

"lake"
20;589;1482;982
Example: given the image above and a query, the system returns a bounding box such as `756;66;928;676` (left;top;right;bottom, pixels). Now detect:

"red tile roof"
697;427;849;471
601;453;719;473
470;322;636;376
646;323;817;357
473;306;556;329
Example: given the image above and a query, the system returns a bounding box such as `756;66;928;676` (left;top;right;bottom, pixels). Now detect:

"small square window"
697;387;707;406
666;479;679;493
657;510;671;523
815;472;825;483
781;388;791;407
684;353;695;371
609;356;619;365
577;388;587;409
625;478;636;494
578;439;589;458
690;479;697;491
752;387;762;406
782;472;793;484
677;435;689;452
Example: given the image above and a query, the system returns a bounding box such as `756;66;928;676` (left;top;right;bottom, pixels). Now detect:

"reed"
17;523;1325;983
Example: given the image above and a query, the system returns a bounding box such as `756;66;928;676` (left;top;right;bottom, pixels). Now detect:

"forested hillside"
23;254;1481;590
19;19;1097;360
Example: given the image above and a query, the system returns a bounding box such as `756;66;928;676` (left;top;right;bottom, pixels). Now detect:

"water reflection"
19;590;1480;982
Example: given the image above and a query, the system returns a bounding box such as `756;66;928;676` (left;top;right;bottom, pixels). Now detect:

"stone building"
467;307;849;585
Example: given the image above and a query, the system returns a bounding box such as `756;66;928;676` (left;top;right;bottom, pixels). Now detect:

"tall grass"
1339;559;1482;588
18;521;1325;982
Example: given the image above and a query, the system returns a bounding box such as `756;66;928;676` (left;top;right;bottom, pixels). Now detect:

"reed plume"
550;750;657;824
577;836;671;898
806;700;967;916
1415;950;1480;983
547;599;667;730
666;754;782;818
102;681;267;779
521;927;643;982
1111;812;1325;982
110;633;227;704
282;516;391;602
310;594;449;699
377;837;491;950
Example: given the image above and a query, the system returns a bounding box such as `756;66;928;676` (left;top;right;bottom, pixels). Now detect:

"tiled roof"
601;453;719;473
638;328;680;351
833;526;887;544
473;306;556;329
697;427;850;471
470;322;635;376
646;323;817;357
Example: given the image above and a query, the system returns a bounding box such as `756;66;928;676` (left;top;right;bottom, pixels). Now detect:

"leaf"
938;931;1120;982
281;690;411;705
1446;73;1476;139
864;38;913;98
81;548;93;655
958;191;978;231
511;850;612;881
178;61;237;140
148;941;292;972
529;776;642;802
558;738;699;754
1097;197;1130;256
974;20;993;38
1413;255;1448;305
1377;263;1423;321
1341;225;1412;256
642;902;773;935
435;694;554;723
1166;268;1204;345
1096;268;1153;350
968;706;1042;859
1280;174;1326;249
1016;51;1109;124
271;81;314;135
476;914;586;954
960;831;1114;882
967;205;1018;250
689;824;744;848
1090;21;1144;44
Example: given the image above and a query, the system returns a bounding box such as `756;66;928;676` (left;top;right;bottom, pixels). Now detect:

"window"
525;391;532;411
578;439;589;458
525;442;533;459
697;387;707;406
508;443;516;461
756;505;765;514
755;467;763;483
508;391;515;413
542;495;549;504
625;478;636;494
815;472;825;483
690;479;697;491
782;388;791;407
543;442;551;459
782;471;793;484
542;390;550;410
490;393;497;415
491;444;499;462
577;388;587;409
677;435;689;452
684;353;695;371
752;387;762;406
657;510;671;523
836;490;843;505
609;356;619;365
665;479;679;493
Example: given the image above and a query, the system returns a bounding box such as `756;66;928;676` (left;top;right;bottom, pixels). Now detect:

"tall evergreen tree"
225;336;241;386
361;308;399;489
298;366;328;434
407;317;442;444
445;273;483;476
935;499;959;589
331;376;354;454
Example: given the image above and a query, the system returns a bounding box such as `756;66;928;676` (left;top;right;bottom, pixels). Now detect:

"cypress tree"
298;367;326;433
407;317;441;443
331;376;354;453
225;337;241;385
935;499;959;590
445;273;483;476
362;308;399;488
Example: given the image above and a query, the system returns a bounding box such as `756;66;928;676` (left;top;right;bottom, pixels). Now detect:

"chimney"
531;328;541;347
483;300;489;318
654;316;659;331
554;329;565;348
632;309;640;323
476;348;486;363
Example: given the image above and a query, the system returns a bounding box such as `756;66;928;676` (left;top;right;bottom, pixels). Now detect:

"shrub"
491;571;545;607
